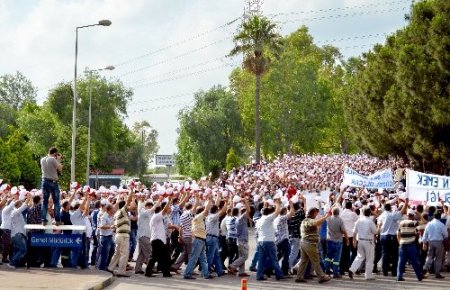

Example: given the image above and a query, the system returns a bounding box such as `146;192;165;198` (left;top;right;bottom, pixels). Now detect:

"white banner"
343;166;394;189
406;169;450;204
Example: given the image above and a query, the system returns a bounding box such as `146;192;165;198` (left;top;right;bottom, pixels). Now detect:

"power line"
113;17;241;68
131;62;238;89
128;92;195;107
268;0;410;18
115;36;233;78
125;56;227;86
277;7;408;25
128;101;192;114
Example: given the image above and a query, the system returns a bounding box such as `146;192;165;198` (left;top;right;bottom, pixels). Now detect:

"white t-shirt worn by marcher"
150;212;166;242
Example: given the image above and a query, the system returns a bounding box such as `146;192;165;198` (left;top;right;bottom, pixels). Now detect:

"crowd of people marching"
0;147;449;285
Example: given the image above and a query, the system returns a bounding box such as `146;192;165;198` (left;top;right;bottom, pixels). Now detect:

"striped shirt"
180;210;194;238
275;215;289;244
114;206;130;236
226;216;238;239
398;219;418;245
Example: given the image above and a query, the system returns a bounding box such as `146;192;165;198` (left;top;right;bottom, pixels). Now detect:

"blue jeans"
184;238;210;279
206;235;224;275
277;238;291;275
129;229;137;260
289;237;300;270
41;179;61;222
397;243;423;280
257;241;284;280
10;233;27;267
250;236;259;268
99;236;114;270
324;240;343;276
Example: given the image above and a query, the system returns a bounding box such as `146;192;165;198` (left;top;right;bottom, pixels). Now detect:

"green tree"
225;147;240;171
6;130;41;188
343;0;450;173
229;15;283;163
0;71;37;109
0;138;20;184
176;85;244;178
230;27;350;156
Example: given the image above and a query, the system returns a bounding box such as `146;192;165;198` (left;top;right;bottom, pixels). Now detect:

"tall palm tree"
229;15;282;163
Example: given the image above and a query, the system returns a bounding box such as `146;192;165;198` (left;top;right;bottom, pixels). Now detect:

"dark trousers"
374;235;382;271
219;235;228;267
146;239;171;276
227;237;238;265
129;229;137;261
0;229;12;262
340;237;357;274
381;234;399;276
277;238;291;275
170;229;182;265
91;234;98;265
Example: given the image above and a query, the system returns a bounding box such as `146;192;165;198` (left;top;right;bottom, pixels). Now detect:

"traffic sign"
156;155;175;166
30;233;83;248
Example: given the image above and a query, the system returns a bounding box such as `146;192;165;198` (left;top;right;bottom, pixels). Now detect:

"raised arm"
162;197;173;215
202;196;213;217
400;198;409;216
179;192;190;209
314;211;331;227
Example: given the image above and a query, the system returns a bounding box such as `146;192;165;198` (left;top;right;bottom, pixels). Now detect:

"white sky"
0;0;412;156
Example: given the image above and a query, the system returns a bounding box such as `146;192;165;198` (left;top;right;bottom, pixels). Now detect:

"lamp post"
86;66;115;185
71;19;112;183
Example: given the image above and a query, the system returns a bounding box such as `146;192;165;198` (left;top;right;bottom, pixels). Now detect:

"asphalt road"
105;229;449;290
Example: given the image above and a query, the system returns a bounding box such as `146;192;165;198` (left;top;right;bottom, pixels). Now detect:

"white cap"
407;209;415;216
232;195;241;203
100;199;109;206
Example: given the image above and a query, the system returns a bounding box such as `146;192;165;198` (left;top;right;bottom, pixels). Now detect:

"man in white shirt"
145;198;175;278
255;199;285;281
70;197;89;268
9;195;32;268
135;197;160;274
349;206;378;280
1;195;15;264
339;201;359;275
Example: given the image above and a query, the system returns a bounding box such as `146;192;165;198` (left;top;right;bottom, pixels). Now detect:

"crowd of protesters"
0;147;449;285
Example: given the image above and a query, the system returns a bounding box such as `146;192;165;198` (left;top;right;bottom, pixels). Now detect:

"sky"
0;0;413;158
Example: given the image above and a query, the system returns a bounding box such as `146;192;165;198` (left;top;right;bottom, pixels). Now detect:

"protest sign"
342;166;394;189
406;169;450;205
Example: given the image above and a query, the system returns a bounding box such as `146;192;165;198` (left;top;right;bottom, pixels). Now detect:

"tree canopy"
343;0;450;173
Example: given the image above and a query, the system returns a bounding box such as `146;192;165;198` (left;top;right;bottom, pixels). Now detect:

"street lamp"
86;65;115;185
71;19;112;183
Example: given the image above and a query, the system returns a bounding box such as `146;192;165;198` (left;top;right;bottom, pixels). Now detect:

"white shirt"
150;212;166;242
1;201;15;230
353;216;377;241
99;213;114;236
84;216;93;238
340;208;359;237
70;209;85;234
255;213;277;242
11;203;28;237
137;203;155;239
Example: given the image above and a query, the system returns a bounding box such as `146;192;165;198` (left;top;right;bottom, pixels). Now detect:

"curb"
87;275;114;290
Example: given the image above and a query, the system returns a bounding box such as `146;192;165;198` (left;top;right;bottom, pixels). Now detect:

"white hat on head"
100;199;108;206
235;202;243;209
407;209;415;216
110;185;118;192
11;186;18;195
19;189;27;201
232;195;241;203
291;195;299;204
